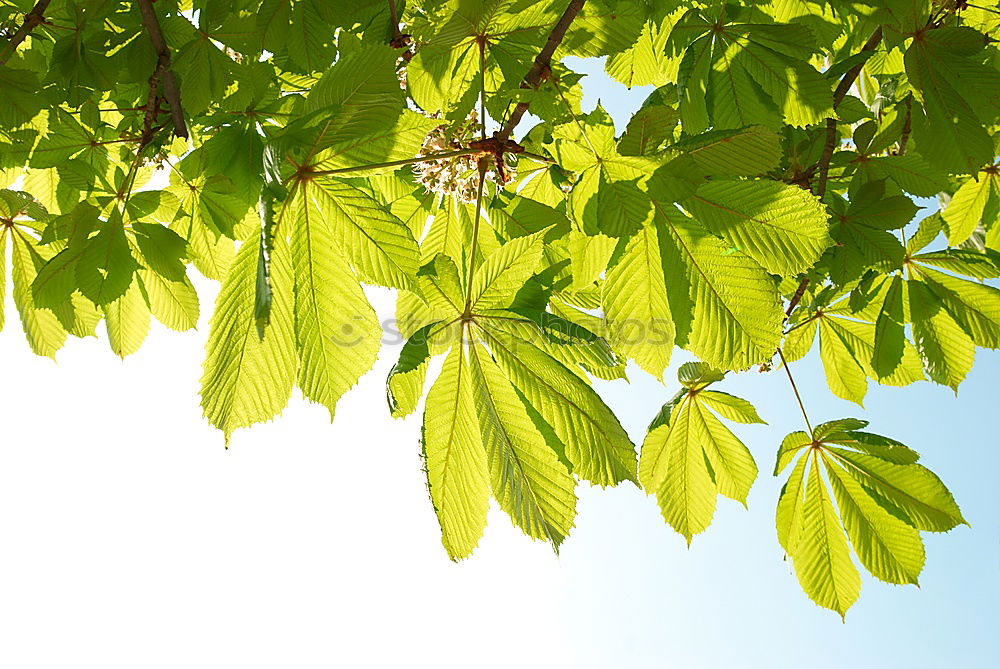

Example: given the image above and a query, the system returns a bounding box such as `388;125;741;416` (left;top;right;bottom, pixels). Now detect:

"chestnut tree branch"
136;0;188;143
494;0;585;143
0;0;51;64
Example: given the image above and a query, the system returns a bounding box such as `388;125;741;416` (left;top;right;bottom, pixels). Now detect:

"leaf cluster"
1;0;998;615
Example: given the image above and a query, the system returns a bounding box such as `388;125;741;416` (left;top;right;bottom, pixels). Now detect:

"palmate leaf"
784;300;924;405
552;106;656;237
391;225;630;554
640;364;762;543
673;11;833;132
775;422;960;616
200;231;296;441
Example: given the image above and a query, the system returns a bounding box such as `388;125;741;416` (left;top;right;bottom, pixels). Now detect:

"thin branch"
0;0;51;64
494;0;585;143
387;0;411;53
783;312;821;336
814;27;884;199
308;148;481;176
136;0;188;143
777;348;813;434
895;95;912;156
387;0;401;42
784;277;811;320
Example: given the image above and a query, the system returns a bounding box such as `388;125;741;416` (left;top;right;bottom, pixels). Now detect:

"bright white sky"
1;59;997;668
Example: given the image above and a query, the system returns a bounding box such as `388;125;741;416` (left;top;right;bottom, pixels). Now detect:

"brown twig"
136;0;188;144
787;27;889;310
387;0;411;53
814;27;884;199
0;0;51;64
895;95;912;156
785;278;810;320
494;0;585;144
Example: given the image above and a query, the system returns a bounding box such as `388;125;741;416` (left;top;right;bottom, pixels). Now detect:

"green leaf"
871;274;905;379
76;215;138;306
0;66;43;127
825;459;925;585
908;278;975;390
794;452;861;617
7;228;68;357
422;345;490;560
914;266;1000;349
304;177;420;290
651;196;783;370
641;389;759;543
288;184;380;419
686;180;831;275
104;278;151;358
200;231;296;441
387;322;440;419
699;390;766;424
485;329;637;487
137;268;199;331
826;446;965;532
468;343;577;547
471;232;545;311
671;125;782;177
602;223;676;377
942;172;998;245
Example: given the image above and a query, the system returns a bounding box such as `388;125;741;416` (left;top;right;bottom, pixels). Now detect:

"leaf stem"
309;148;482;176
464;40;491;313
777;347;812;435
463;158;489;313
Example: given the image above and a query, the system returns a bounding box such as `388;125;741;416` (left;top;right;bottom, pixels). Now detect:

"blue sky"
555;57;1000;667
0;57;995;669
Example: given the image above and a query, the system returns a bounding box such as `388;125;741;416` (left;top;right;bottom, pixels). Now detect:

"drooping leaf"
200;231;296;441
422;345;491;560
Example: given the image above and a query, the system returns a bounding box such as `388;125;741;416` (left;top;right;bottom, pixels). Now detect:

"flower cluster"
413;111;517;202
